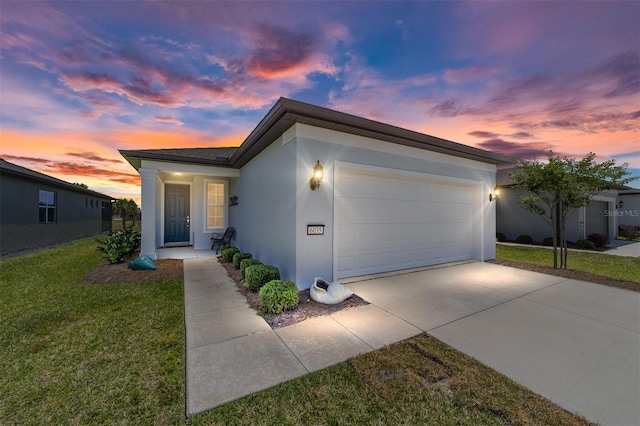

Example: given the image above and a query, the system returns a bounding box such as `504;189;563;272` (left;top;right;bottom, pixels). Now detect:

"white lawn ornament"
310;277;353;304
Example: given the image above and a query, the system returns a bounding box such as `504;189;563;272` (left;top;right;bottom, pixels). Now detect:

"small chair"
211;227;235;253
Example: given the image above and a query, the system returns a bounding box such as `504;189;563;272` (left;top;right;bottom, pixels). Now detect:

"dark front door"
165;184;190;243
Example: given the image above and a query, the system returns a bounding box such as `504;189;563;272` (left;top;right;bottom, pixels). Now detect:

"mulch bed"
218;260;369;329
488;259;640;292
84;252;184;284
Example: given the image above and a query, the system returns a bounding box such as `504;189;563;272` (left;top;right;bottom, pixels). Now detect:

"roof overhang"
230;98;514;168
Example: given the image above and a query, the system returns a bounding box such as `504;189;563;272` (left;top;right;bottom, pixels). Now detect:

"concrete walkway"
184;259;639;425
604;240;640;257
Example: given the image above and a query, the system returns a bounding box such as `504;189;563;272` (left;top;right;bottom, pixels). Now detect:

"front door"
165;184;190;243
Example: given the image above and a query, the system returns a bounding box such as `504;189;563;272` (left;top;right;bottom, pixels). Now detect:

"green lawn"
497;244;640;284
1;240;594;425
0;239;185;425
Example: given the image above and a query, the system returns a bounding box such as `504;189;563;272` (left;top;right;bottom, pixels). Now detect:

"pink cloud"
154;116;184;126
2;154;139;186
246;25;317;78
442;66;503;85
65;151;122;164
476;138;554;159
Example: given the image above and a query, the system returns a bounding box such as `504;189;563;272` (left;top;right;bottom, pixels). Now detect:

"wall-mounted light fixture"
618;200;624;209
489;188;500;202
310;160;324;190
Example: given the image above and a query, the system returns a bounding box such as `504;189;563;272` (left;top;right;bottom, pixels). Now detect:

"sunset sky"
1;1;639;204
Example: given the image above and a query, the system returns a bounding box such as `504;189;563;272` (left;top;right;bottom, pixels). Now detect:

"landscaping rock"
127;255;156;270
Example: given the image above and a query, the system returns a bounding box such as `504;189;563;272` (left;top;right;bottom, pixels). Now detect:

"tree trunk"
551;206;558;268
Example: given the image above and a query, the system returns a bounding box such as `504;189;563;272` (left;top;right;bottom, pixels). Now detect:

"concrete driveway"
345;262;640;426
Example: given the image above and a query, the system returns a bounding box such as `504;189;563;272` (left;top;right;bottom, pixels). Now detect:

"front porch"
134;159;239;260
156;246;220;260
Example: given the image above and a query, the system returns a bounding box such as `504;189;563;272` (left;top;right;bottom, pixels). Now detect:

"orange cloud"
0;127;247;203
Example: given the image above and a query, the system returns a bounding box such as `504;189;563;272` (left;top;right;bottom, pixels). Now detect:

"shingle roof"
119;147;237;169
121;98;514;170
0;158;114;199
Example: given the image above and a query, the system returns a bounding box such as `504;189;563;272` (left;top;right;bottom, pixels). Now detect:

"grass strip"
496;244;640;284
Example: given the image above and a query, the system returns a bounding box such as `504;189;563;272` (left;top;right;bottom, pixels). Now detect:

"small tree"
510;151;636;269
113;199;138;229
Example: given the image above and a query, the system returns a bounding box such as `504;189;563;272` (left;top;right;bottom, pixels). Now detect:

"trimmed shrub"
542;237;554;247
244;264;280;292
496;232;507;242
619;225;640;240
233;252;253;269
587;233;610;248
575;239;595;250
259;280;299;314
96;228;141;264
240;258;262;278
515;234;533;244
220;246;240;263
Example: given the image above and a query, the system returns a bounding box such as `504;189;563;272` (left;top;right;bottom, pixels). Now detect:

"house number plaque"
307;225;325;235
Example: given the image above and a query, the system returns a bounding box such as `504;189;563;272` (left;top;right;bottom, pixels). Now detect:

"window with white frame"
206;182;225;229
39;190;56;223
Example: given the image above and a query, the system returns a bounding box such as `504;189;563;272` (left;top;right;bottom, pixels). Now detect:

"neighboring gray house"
496;168;622;243
0;159;113;256
120;98;511;289
618;189;640;228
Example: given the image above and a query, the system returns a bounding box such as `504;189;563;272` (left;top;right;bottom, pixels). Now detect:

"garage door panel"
338;198;471;225
341;174;471;203
336;245;471;277
336;168;475;279
337;222;471;249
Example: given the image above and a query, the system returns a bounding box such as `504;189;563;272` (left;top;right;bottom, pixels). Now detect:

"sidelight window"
206;182;225;229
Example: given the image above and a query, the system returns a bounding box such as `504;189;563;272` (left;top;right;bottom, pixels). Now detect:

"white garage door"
335;167;475;279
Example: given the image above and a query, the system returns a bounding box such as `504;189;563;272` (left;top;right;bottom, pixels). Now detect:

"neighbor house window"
39;190;56;223
206;182;225;229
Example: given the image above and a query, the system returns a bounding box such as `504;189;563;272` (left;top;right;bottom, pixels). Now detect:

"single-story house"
120;98;511;289
0;158;114;256
496;168;622;243
617;189;640;228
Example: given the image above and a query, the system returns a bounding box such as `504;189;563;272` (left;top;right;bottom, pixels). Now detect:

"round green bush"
244;264;280;292
515;234;533;244
233;252;253;269
220;246;240;263
587;233;610;248
575;239;595;250
259;280;299;314
496;232;506;242
240;258;262;278
542;237;554;247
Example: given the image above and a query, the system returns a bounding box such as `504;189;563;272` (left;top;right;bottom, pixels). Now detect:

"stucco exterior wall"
0;174;111;255
234;135;297;281
288;123;496;288
618;194;640;228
